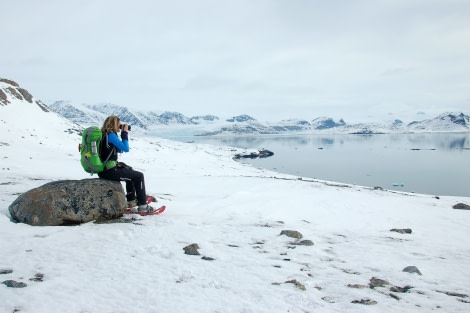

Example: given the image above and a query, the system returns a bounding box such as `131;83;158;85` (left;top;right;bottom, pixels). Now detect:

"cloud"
1;0;469;120
20;57;48;66
382;67;417;76
184;77;237;91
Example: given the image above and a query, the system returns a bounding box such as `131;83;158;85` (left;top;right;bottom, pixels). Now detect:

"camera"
119;124;131;131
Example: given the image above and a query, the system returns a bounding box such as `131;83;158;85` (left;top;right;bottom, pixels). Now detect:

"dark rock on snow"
29;273;45;282
285;279;307;291
183;243;201;255
453;203;470;210
402;266;422;275
291;240;314;246
390;228;412;234
2;280;27;288
280;230;303;239
233;149;274;160
351;299;377;305
389;293;401;300
9;179;127;226
347;284;367;289
183;244;215;260
390;285;413;293
369;277;390;288
436;290;469;298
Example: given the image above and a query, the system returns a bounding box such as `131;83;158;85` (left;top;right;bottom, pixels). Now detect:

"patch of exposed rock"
402;266;422;275
280;230;303;239
183;243;201;255
390;228;412;234
285;279;306;291
369;277;390;288
453;203;470;210
351;299;377;305
2;280;27;288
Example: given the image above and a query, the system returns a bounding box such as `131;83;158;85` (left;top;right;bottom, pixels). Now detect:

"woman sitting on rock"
98;115;155;213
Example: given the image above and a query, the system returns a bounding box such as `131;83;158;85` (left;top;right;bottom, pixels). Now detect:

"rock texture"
280;230;303;239
183;243;201;255
402;266;422;275
2;280;27;288
390;228;412;234
9;179;127;226
369;277;390;288
453;203;470;210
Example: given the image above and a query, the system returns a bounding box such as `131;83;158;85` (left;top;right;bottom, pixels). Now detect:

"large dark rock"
390;228;412;234
183;243;201;255
233;149;274;160
402;266;422;275
453;203;470;210
280;230;303;239
369;277;390;288
9;179;127;226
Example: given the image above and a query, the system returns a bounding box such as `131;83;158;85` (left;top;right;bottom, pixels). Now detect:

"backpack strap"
101;133;117;170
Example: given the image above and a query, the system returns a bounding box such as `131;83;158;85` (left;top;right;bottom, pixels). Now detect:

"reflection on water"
167;133;470;197
192;133;470;150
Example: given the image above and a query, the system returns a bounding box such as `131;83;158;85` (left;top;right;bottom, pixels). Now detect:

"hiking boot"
127;200;137;208
128;206;139;214
138;204;156;213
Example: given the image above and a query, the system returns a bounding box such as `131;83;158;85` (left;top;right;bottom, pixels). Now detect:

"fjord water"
168;133;470;197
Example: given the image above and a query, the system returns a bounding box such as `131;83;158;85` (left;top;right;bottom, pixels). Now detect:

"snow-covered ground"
1;92;470;313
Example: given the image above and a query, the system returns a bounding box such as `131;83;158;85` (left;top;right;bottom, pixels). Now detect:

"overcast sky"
2;0;469;122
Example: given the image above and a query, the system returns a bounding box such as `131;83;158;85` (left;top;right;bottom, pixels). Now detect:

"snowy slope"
1;80;470;313
0;81;83;181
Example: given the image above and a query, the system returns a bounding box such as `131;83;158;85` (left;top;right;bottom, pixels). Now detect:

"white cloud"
2;0;469;121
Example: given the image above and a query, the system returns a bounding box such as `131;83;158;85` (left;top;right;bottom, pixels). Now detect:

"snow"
1;88;470;312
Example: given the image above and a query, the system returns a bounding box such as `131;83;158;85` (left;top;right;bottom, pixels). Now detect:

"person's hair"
101;115;120;133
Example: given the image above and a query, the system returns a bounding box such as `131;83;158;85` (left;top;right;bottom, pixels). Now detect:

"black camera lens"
119;124;131;131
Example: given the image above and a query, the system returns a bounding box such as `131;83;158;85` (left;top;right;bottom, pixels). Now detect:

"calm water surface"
166;133;470;197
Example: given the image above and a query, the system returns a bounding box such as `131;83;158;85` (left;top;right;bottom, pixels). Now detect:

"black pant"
98;163;147;205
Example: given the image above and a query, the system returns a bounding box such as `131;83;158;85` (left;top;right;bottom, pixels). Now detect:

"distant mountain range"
47;100;219;129
47;100;469;135
1;78;469;136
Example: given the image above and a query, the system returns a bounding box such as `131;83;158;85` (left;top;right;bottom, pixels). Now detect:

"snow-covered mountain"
408;113;470;132
226;114;256;123
0;78;50;113
46;99;469;135
310;117;346;130
0;80;82;138
47;100;219;130
47;100;108;127
1;79;470;313
198;113;469;136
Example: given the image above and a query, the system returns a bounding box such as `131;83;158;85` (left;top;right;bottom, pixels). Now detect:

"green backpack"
79;126;115;174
